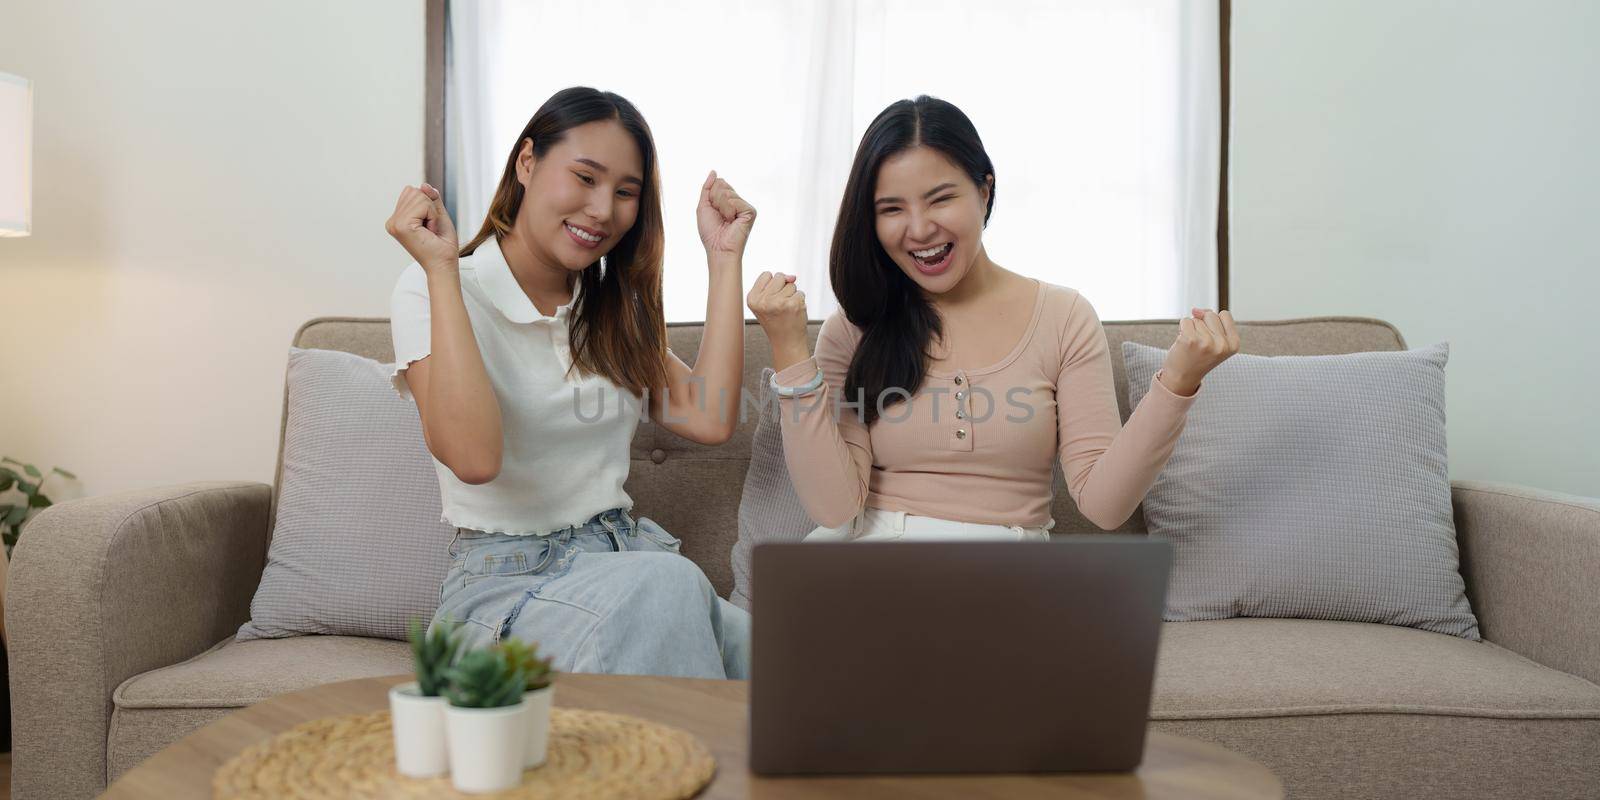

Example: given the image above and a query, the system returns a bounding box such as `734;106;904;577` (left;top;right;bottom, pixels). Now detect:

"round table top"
105;673;1283;799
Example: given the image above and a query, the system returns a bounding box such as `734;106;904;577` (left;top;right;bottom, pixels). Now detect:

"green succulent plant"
495;637;556;692
408;617;465;697
443;648;527;709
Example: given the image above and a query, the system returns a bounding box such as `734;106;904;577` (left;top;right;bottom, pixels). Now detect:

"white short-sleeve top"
388;237;642;536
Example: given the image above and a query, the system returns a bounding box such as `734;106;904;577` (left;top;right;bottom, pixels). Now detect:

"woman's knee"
629;552;714;599
601;553;716;621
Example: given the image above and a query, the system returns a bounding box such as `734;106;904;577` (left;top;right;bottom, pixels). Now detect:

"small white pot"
520;685;555;768
387;682;448;778
445;700;529;793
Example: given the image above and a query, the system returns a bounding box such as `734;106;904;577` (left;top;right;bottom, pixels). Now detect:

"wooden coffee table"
105;673;1283;799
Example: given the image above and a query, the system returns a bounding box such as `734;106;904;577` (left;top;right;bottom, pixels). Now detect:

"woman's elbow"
1080;504;1134;531
444;448;502;485
1065;478;1136;531
700;423;738;446
678;417;738;446
807;494;866;530
455;466;499;486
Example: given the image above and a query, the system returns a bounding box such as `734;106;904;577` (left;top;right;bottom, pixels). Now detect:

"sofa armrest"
5;480;271;799
1453;479;1600;685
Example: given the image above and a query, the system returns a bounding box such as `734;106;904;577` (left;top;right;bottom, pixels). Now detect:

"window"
441;0;1221;322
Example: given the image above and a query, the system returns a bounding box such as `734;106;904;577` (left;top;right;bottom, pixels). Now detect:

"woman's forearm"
422;270;504;482
769;335;813;374
683;255;747;433
775;358;872;528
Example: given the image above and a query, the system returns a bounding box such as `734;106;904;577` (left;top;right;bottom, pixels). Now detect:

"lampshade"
0;72;32;237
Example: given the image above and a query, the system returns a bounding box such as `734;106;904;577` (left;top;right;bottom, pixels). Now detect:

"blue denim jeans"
431;508;750;679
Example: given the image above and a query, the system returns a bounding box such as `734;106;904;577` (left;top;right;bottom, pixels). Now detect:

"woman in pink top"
745;96;1240;541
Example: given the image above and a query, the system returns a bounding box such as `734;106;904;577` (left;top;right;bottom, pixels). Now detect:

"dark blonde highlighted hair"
460;86;668;397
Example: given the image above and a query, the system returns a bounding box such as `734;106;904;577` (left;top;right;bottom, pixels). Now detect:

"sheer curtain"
446;0;1219;322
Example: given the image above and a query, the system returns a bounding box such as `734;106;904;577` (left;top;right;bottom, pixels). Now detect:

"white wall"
1231;0;1600;497
0;1;425;503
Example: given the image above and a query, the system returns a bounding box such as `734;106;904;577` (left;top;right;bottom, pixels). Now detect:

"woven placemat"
213;707;717;799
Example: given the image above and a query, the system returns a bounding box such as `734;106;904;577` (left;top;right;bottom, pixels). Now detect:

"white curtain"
447;0;1219;322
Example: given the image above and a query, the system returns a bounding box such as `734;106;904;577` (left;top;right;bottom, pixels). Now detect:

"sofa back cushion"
1124;341;1479;639
240;347;453;641
729;368;817;609
281;316;1407;598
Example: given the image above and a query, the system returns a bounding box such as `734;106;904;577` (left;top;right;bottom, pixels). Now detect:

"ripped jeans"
430;508;750;679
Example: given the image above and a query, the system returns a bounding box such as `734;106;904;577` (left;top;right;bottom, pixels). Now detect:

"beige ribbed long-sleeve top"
773;281;1199;530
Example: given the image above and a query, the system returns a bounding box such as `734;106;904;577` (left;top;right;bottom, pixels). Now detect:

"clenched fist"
1159;308;1241;396
747;271;812;371
385;183;459;275
697;170;757;258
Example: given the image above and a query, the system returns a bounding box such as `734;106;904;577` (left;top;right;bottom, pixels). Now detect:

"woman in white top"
386;87;752;678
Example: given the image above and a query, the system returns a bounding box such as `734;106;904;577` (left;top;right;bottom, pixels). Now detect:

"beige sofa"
9;316;1600;799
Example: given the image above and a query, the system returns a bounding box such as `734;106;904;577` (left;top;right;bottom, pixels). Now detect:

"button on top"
650;449;666;464
953;374;971;440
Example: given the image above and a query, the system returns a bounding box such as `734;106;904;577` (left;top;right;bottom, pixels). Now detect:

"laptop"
749;536;1172;775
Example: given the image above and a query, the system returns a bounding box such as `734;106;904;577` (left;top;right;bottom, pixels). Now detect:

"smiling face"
513;119;644;272
872;145;992;295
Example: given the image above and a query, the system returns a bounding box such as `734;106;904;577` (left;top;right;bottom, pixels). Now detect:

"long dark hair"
460;86;668;397
831;96;996;424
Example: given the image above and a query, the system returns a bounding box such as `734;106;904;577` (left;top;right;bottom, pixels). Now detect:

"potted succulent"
388;618;462;778
496;638;557;768
442;646;529;793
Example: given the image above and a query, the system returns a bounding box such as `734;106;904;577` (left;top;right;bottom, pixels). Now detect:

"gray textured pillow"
1122;341;1479;639
236;347;452;641
729;367;818;610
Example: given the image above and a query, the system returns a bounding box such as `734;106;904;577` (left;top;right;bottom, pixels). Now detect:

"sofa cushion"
115;635;412;710
237;347;452;642
1124;341;1479;639
1151;619;1600;720
108;635;411;781
729;368;818;609
1150;619;1600;800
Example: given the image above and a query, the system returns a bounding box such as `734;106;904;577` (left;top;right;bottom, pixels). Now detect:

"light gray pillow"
729;367;818;610
236;347;452;641
1122;341;1479;639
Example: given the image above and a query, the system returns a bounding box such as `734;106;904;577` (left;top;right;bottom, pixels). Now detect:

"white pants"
803;507;1053;542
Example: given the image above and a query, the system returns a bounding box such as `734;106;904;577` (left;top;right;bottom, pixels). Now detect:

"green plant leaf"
0;468;19;483
0;477;12;492
15;482;35;497
29;494;50;508
5;505;27;526
22;464;40;479
442;648;526;708
496;637;557;692
409;617;465;696
52;467;77;480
